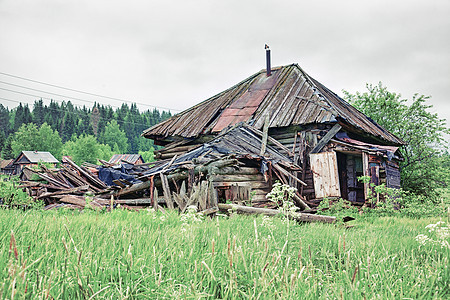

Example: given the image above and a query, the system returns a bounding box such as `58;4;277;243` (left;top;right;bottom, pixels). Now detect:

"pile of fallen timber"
14;156;342;224
18;158;113;208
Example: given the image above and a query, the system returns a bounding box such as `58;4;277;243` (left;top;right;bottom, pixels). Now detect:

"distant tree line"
0;99;172;164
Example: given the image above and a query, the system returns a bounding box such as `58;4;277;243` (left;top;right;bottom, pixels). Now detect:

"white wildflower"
415;234;429;245
417;221;450;249
260;215;275;230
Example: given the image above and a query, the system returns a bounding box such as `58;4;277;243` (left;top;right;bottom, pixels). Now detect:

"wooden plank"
153;187;159;211
362;152;369;202
310;152;341;198
198;181;208;211
37;185;89;199
245;125;292;155
310;124;342;154
160;173;174;209
149;176;155;208
260;114;270;156
112;180;126;188
272;164;307;186
64;157;106;189
209;180;218;208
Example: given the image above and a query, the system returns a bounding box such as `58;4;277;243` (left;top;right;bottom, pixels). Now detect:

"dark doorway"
336;152;365;202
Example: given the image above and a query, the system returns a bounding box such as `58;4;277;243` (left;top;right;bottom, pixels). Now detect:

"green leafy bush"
0;175;41;208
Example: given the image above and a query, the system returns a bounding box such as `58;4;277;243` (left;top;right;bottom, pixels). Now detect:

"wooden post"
160;173;174;209
362;152;369;203
149;176;154;207
260;114;270;156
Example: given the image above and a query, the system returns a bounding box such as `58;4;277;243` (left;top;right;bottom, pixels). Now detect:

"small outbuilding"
10;151;59;177
0;159;14;175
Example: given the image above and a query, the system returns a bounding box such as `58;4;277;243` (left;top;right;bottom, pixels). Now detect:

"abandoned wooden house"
10;151;59;178
139;58;404;209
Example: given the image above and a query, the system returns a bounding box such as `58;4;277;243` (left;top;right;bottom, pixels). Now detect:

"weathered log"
158;151;188;160
210;174;265;182
155;145;199;155
115;198;153;205
37;185;89;199
200;206;219;216
218;203;336;224
212;181;269;189
59;195;86;207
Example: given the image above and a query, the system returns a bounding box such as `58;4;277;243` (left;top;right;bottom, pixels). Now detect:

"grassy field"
0;208;448;299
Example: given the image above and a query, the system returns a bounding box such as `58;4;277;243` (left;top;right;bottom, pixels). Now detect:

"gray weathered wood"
310;124;342;154
117;159;237;197
218;203;336;224
160;173;174;209
260;114;270;156
272;164;307;186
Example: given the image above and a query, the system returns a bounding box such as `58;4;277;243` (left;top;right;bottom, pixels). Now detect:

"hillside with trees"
0;100;171;164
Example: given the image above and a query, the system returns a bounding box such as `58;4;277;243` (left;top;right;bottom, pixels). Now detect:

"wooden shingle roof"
143;64;404;145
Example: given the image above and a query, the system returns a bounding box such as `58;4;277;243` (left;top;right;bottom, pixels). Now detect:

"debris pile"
12;125;341;223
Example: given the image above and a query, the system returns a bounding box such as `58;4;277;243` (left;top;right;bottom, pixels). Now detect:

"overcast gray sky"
0;0;449;141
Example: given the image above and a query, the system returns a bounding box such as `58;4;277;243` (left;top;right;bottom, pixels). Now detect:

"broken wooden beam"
310;123;342;154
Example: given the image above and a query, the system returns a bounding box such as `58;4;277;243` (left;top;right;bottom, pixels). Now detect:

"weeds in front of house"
0;209;448;299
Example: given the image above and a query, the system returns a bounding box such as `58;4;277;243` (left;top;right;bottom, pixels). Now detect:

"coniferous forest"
0;99;172;164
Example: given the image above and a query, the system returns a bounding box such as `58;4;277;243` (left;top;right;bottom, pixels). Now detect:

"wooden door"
310;152;341;198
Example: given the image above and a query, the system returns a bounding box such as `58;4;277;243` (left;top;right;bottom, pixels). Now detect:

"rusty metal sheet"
212;113;254;132
229;90;268;109
220;107;258;117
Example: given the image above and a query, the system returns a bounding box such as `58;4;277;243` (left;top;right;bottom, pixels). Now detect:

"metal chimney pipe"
266;47;271;76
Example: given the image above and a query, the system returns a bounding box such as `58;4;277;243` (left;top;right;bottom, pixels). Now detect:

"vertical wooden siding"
310;152;341;198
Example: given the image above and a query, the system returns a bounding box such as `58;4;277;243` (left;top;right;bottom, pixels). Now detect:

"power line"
0;96;165;128
0;86;173;114
0;86;94;106
0;71;181;112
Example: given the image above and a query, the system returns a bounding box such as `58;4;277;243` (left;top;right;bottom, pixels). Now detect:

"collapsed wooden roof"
141;123;298;178
142;64;404;145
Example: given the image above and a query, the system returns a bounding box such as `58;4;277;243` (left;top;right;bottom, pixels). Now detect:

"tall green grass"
0;209;448;299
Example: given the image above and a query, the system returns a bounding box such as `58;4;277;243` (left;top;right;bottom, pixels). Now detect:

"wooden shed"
0;159;14;175
141;63;404;208
10;151;59;177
